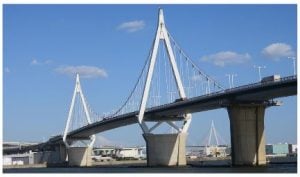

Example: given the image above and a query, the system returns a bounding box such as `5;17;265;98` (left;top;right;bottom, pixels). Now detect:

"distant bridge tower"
202;120;228;157
62;74;95;166
137;8;192;166
206;120;220;147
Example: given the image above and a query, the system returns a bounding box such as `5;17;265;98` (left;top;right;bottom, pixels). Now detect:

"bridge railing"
129;75;297;115
68;75;297;133
216;75;297;96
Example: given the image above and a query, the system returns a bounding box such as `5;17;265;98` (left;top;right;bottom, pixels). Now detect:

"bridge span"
64;75;296;139
5;76;296;165
4;8;297;167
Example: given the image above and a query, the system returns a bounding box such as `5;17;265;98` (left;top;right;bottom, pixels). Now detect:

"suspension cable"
112;35;157;117
167;32;225;90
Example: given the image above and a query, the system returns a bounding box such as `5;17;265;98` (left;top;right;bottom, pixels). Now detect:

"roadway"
66;75;297;138
4;75;297;154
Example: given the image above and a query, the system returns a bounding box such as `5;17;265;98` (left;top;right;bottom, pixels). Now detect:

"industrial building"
93;147;116;157
92;146;146;160
3;151;63;166
265;143;296;155
186;145;230;158
115;147;146;160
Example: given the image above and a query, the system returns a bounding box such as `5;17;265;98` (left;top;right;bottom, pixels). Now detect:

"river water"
3;163;297;173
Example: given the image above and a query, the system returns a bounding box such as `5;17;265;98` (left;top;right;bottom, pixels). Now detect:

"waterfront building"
115;147;146;160
186;145;230;158
93;147;116;157
3;150;62;165
204;146;228;157
292;144;297;153
265;143;295;155
93;146;146;160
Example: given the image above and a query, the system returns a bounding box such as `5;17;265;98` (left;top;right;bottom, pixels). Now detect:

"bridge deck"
4;76;297;153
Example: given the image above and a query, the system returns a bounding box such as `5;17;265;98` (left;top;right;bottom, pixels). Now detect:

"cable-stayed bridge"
4;9;297;167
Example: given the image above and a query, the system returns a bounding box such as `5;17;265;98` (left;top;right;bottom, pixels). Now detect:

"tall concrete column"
227;104;267;166
67;147;92;166
56;144;67;163
143;133;187;166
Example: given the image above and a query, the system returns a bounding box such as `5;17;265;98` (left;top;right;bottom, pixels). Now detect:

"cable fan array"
65;27;225;131
67;94;90;132
111;31;225;118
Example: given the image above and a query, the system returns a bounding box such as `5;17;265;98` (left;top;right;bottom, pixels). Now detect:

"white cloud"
117;20;145;32
201;51;251;67
31;59;39;65
30;59;52;66
4;67;10;73
55;65;108;79
262;43;295;60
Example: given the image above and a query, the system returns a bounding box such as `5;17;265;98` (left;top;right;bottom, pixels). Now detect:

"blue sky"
3;4;297;146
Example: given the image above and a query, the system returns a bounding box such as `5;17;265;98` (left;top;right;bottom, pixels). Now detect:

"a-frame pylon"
207;120;219;146
63;74;95;148
137;9;192;134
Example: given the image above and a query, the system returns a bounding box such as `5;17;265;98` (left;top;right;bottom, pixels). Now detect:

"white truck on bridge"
261;75;281;83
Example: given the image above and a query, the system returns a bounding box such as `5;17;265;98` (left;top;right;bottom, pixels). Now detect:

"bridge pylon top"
158;8;165;26
76;73;80;83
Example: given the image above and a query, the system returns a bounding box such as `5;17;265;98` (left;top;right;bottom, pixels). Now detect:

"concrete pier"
55;144;67;163
227;104;267;166
143;133;187;166
67;147;92;166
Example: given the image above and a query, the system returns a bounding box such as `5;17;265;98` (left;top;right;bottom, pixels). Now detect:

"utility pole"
288;57;296;75
225;74;237;88
231;74;237;88
254;65;266;81
225;74;232;88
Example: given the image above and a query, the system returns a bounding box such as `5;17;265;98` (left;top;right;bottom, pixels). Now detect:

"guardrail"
223;75;297;94
64;75;297;138
111;75;297;120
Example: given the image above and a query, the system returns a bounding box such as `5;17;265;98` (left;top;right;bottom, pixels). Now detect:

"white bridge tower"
138;9;192;166
62;74;95;166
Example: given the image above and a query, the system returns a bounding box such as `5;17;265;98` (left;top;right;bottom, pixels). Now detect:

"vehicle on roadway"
261;75;281;83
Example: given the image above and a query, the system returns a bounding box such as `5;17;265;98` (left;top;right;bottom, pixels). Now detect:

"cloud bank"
30;59;52;66
117;20;145;32
55;65;108;79
201;51;251;67
262;43;295;60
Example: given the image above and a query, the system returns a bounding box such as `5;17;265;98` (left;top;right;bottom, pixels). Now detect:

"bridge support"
143;133;187;166
136;9;191;166
62;74;96;167
67;147;93;167
227;104;266;166
55;144;67;163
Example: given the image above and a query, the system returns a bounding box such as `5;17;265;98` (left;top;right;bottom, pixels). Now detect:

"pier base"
228;104;267;166
143;133;187;166
67;147;92;166
55;144;67;163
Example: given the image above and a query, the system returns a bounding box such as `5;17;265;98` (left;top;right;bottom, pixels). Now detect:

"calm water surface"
3;163;297;173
